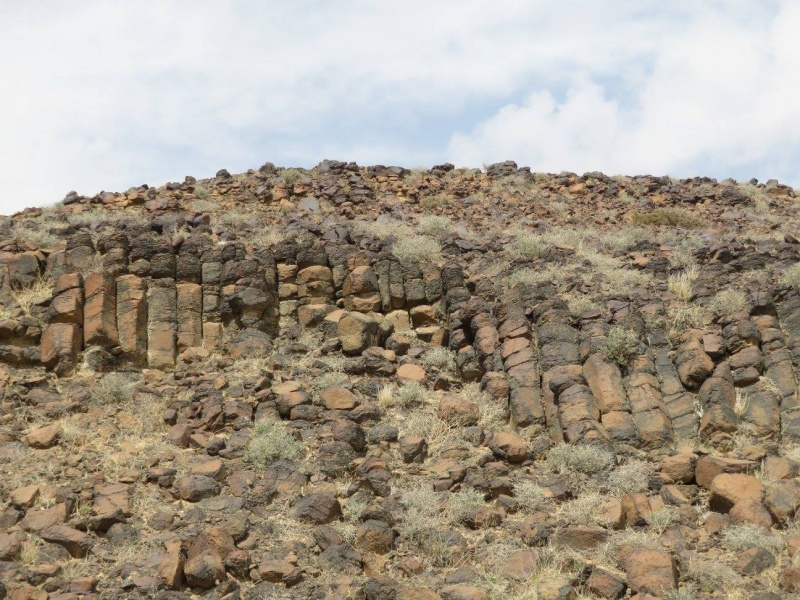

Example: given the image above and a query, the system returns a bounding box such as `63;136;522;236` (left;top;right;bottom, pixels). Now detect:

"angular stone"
489;431;527;463
184;549;225;589
176;475;220;502
177;282;202;350
116;274;148;364
695;456;758;489
583;354;628;413
147;278;177;368
40;524;93;558
25;424;62;449
293;492;342;524
709;474;764;512
675;336;713;389
41;323;81;372
83;272;118;347
618;546;677;595
338;311;378;355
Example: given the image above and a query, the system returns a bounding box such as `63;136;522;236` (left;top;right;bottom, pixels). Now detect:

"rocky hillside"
1;160;800;599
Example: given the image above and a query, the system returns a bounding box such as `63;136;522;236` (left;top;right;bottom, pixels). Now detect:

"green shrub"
602;326;640;366
245;419;304;467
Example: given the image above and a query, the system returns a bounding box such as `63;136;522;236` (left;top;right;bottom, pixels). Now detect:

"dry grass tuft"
11;275;52;316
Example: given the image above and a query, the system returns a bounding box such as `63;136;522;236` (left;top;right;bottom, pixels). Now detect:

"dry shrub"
90;373;137;405
633;208;701;228
417;215;453;236
602;326;640;366
780;262;800;288
245;419;304;467
721;524;784;554
607;460;652;494
709;289;749;316
392;236;442;265
421;347;455;371
547;444;615;475
394;381;427;408
513;231;547;260
513;480;554;514
352;219;414;240
668;272;694;301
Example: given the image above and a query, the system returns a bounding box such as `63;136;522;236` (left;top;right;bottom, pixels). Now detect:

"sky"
1;1;799;215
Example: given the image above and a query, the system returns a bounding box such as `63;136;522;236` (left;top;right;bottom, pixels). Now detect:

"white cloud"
448;1;800;182
0;1;798;214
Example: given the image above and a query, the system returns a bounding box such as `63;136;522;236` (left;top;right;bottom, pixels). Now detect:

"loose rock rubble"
1;161;800;598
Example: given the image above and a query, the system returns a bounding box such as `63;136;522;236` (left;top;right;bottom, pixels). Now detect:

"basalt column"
147;277;177;369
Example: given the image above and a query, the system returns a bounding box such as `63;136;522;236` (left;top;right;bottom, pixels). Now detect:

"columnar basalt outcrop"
4;161;800;598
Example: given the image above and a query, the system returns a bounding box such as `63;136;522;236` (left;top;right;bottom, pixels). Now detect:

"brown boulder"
709;473;764;512
176;475;221;502
40;524;93;558
397;363;426;383
293;492;342;524
437;395;480;426
618;546;677;595
675;336;713;389
695;455;758;489
184;549;226;589
659;452;697;484
489;431;527;463
321;387;358;410
41;323;82;372
24;423;62;449
338;311;379;355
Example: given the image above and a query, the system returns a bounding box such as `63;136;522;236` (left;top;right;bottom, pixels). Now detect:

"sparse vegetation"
417;215;454;237
394;381;427;407
244;419;305;467
392;235;442;265
90;373;137;404
547;444;615;474
607;460;652;494
11;274;52;316
421;346;455;371
513;231;547;259
602;326;640;366
419;192;452;210
780;262;800;289
633;207;701;228
3;163;798;598
709;289;749;316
